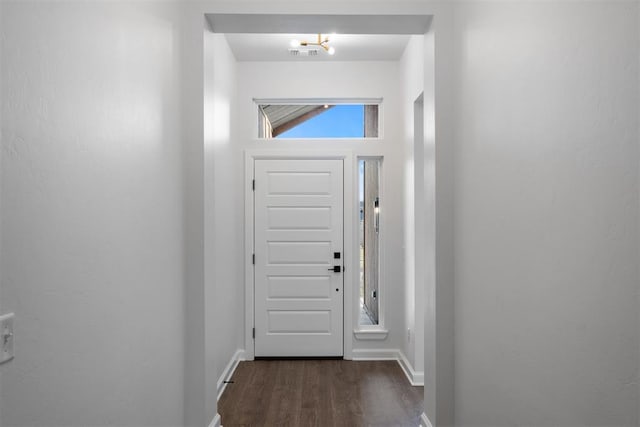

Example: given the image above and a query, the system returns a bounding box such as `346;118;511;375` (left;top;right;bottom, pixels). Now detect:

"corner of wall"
637;3;640;423
0;1;3;425
205;29;244;407
184;8;207;427
399;33;427;375
397;349;424;386
637;2;640;423
216;349;245;401
432;6;456;425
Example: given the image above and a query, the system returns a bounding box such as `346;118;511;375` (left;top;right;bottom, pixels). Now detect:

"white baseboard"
217;348;245;400
397;350;425;386
351;348;424;386
351;348;399;360
420;412;433;427
208;413;222;427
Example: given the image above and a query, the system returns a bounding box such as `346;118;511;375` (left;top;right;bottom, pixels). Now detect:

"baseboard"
208;413;222;427
351;348;424;386
217;348;245;400
351;348;399;360
397;350;425;386
420;412;433;427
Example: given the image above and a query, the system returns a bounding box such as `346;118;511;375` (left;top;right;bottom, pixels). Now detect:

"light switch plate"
0;313;14;364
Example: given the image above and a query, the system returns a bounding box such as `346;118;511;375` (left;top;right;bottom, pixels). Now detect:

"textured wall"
0;2;185;425
451;2;639;425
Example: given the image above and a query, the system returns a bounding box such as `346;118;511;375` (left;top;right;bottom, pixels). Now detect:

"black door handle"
328;266;341;272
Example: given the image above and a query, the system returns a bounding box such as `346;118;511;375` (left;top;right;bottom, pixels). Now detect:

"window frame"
353;155;388;340
254;98;383;140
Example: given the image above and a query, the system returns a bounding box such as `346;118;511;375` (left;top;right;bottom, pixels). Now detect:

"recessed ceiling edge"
205;14;432;35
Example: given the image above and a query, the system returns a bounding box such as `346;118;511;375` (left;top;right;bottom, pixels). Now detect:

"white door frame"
244;149;355;360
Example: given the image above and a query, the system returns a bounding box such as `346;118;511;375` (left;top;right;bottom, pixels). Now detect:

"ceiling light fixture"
290;34;335;55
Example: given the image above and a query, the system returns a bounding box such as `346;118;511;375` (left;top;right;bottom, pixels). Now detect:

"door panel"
254;159;343;357
267;311;331;333
267;276;331;299
267;172;332;195
267;241;331;264
267;207;332;229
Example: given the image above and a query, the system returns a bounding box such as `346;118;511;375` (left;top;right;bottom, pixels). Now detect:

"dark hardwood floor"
218;359;424;427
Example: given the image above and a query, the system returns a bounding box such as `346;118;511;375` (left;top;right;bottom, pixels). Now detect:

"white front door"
254;159;344;357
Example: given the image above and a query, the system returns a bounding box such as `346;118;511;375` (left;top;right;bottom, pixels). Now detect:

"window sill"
353;328;389;341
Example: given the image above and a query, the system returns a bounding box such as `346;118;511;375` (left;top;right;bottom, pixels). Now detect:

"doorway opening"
205;10;443;426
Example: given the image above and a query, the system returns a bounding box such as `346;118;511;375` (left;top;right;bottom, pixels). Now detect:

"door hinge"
252;327;255;339
252;179;255;191
252;254;255;265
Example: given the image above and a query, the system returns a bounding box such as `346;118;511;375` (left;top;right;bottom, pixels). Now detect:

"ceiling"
225;33;412;62
206;13;431;62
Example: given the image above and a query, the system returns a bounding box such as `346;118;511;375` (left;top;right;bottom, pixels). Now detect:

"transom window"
257;101;380;139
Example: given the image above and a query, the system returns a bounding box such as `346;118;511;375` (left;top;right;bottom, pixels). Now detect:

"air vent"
288;48;319;57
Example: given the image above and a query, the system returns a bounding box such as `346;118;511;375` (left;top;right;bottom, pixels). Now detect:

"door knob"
328;266;341;272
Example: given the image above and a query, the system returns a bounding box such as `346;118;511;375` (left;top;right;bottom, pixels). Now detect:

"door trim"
244;150;355;360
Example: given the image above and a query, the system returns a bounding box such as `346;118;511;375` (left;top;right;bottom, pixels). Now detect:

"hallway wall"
204;31;244;399
400;34;426;376
0;1;3;422
0;1;639;427
450;2;640;425
0;2;186;426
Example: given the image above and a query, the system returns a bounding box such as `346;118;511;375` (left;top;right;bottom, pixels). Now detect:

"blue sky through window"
277;104;365;138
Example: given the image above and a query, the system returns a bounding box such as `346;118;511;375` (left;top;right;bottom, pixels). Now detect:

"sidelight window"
358;158;381;326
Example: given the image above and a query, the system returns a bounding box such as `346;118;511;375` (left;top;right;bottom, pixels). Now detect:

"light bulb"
290;39;301;48
327;46;335;55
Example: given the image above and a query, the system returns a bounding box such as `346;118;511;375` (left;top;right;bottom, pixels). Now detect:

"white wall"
1;2;639;427
400;35;426;375
183;13;205;427
421;14;457;425
204;32;243;396
235;60;406;356
451;2;639;426
0;2;185;425
0;2;3;425
0;1;3;423
637;6;640;423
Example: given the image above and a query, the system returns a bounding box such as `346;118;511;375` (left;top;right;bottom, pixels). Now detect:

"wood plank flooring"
218;360;424;427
